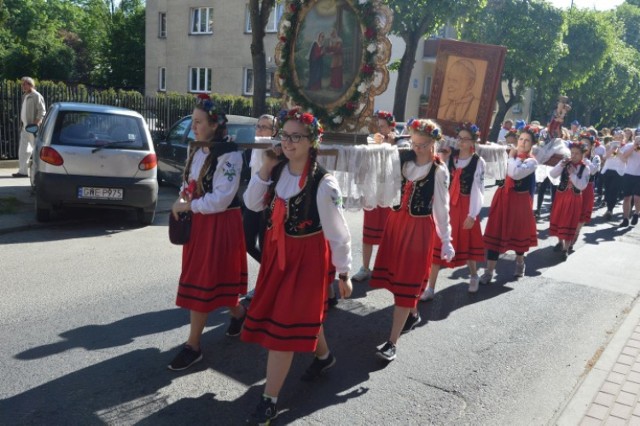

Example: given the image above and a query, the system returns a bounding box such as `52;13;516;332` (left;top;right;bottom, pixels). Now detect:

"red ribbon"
450;168;462;206
400;180;414;210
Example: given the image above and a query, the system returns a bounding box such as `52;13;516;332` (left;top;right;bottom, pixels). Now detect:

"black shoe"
553;242;563;252
300;353;336;381
568;245;574;254
327;295;338;308
376;341;397;362
632;214;639;226
168;344;202;371
401;312;421;335
11;173;27;178
561;251;568;261
244;289;255;301
604;211;612;220
226;311;246;337
247;395;278;425
535;210;541;219
620;218;630;227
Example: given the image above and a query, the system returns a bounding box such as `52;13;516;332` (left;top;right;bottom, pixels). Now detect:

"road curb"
555;296;640;425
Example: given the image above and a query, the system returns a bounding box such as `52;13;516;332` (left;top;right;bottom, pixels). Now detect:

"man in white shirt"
619;134;640;227
497;119;513;144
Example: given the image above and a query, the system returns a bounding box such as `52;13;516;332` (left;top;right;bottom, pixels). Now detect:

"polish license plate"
77;186;124;200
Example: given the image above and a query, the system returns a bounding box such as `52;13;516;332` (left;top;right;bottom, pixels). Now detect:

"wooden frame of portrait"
275;0;393;142
426;39;506;143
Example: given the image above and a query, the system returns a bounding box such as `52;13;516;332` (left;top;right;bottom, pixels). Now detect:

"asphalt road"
1;182;639;425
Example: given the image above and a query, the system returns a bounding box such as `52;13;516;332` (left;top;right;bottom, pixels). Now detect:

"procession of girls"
167;96;638;424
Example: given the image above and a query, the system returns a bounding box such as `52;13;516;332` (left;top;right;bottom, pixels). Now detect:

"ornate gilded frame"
275;0;392;135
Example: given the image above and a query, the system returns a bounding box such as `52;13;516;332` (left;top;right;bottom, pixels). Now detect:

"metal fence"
0;80;280;160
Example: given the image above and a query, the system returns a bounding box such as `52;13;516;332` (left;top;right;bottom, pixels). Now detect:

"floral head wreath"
520;124;541;143
578;131;595;145
456;122;480;140
568;140;587;153
195;94;228;126
374;110;396;128
407;118;441;140
277;107;324;147
505;128;518;139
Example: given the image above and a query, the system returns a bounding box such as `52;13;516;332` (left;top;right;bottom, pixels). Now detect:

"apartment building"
145;0;282;97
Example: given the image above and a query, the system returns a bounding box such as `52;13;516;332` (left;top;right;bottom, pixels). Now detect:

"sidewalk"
0;160;176;234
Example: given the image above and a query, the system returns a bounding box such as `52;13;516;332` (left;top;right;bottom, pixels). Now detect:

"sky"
547;0;625;10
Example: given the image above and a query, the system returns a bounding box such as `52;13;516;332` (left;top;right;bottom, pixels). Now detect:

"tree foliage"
384;0;486;120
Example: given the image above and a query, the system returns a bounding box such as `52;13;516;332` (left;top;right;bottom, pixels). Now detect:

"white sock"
263;394;277;403
317;351;330;361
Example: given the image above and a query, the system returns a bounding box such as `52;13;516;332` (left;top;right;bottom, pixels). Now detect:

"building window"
245;3;284;33
158;67;166;91
190;67;212;93
512;103;523;114
158;12;167;38
243;68;273;96
423;75;432;99
191;7;213;34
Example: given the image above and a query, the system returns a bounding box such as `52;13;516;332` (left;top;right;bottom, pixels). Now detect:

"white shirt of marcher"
243;164;352;274
402;160;455;260
549;161;590;191
620;143;640;176
507;156;538;180
180;148;244;215
601;144;627;176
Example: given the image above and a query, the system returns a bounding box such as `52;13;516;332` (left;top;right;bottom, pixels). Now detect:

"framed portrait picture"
276;0;393;137
425;39;506;143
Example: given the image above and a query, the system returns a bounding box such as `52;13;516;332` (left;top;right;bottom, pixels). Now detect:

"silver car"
29;102;159;224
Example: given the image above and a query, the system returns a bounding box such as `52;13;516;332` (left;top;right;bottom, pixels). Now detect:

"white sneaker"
479;270;493;285
352;266;371;282
514;261;525;277
419;287;435;302
468;275;479;293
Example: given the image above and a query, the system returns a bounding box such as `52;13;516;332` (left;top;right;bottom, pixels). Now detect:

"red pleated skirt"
580;181;595;223
241;230;331;352
483;186;538;254
433;194;485;267
550;189;583;241
363;207;392;245
176;209;248;313
370;209;435;308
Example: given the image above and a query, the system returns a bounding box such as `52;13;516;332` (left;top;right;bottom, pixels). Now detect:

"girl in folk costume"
421;123;486;301
480;125;540;284
370;119;455;362
571;133;601;249
549;142;590;260
353;110;399;282
168;95;247;371
241;108;352;424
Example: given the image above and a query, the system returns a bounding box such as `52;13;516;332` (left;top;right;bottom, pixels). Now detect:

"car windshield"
52;111;147;149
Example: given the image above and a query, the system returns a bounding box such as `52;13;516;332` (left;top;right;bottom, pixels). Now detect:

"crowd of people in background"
166;95;639;425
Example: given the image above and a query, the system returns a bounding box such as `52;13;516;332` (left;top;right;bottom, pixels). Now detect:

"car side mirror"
25;124;38;135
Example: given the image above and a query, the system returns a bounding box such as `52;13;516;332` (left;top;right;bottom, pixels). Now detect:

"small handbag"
168;212;192;245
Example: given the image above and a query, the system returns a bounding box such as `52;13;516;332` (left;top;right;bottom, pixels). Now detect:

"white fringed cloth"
317;144;402;211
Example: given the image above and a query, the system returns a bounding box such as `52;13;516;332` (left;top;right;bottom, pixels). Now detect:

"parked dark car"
156;114;258;187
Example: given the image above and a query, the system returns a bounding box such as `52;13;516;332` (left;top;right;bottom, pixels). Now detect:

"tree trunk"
249;0;275;117
489;79;517;142
392;34;419;122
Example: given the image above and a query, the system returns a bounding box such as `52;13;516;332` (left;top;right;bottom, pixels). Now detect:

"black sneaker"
553;242;563;252
168;344;202;371
568;245;575;254
376;341;397;362
604;211;612;220
226;312;246;337
401;312;421;335
247;395;278;425
327;295;338;308
632;214;639;226
300;353;336;381
620;218;630;227
561;251;568;262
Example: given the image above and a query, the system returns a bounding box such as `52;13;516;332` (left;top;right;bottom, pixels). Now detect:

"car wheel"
35;196;51;222
137;207;156;225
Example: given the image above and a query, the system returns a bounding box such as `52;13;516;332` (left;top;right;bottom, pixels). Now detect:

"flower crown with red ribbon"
374;110;396;128
505;128;518;139
521;124;541;143
407;118;441;140
195;94;228;126
577;131;595;144
278;107;324;147
456;122;480;140
568;140;587;153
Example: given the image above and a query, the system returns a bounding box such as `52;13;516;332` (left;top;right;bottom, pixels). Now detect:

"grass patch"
0;196;20;214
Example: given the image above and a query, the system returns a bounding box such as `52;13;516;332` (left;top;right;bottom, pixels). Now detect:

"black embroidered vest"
393;161;439;217
513;173;535;193
557;163;586;194
266;164;329;237
458;154;480;195
188;142;241;209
